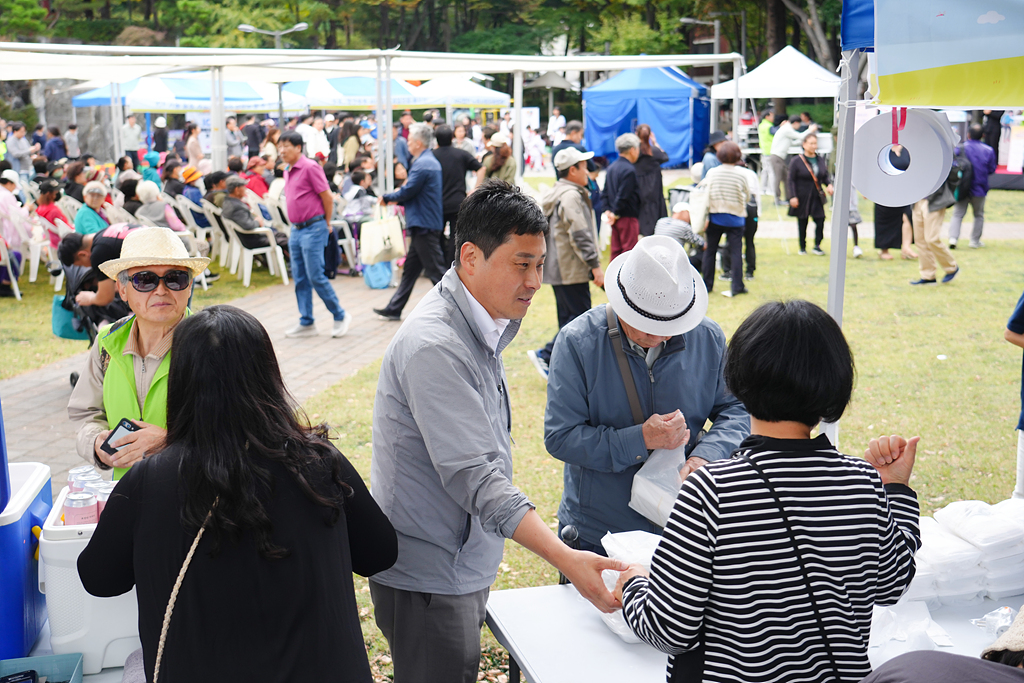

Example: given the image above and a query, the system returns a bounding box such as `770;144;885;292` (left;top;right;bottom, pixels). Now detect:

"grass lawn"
305;237;1024;681
0;262;282;380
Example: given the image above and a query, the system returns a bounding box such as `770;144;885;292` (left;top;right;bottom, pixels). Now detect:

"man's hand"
592;266;606;289
561;550;628;613
809;123;819;133
679;456;708;481
864;435;919;486
603;211;618;224
110;421;167;469
789;197;799;209
612;563;649;603
93;430;114;467
75;290;97;307
642;410;689;451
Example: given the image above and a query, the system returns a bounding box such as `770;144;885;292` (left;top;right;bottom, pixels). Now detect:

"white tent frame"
0;42;743;185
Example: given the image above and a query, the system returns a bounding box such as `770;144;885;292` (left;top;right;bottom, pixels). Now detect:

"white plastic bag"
916;517;983;575
598;213;612;252
597;530;664;644
934;500;1024;558
629;447;688;528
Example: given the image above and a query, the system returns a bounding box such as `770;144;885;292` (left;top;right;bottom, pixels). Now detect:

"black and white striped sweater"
622;435;921;683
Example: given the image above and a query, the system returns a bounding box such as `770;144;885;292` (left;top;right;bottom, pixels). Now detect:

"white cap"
490;131;509;147
604;236;708;337
325;114;336;122
553;147;595;171
0;169;20;187
154;116;167;128
671;201;690;214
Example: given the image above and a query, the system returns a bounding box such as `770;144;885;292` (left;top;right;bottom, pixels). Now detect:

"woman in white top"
700;141;756;298
261;128;280;164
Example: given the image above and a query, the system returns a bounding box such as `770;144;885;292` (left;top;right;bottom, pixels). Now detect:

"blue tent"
582;67;709;167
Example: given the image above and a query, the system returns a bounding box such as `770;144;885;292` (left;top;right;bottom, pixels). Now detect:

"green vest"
98;312;187;479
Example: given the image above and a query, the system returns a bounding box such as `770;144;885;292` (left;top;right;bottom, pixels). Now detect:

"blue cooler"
0;390;53;659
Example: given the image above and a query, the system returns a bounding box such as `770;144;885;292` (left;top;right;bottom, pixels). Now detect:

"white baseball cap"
605;236;708;337
0;170;20;187
672;201;690;214
553;147;595;171
325;114;336;122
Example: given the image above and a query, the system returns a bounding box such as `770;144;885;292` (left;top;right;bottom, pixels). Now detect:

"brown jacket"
541;179;599;286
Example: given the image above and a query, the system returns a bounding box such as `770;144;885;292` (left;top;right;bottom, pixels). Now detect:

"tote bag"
359;205;406;265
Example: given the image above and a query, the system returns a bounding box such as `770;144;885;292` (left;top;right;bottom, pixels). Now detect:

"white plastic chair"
103;202;135;225
221;216;288;288
36;215;67;291
0;237;21;300
0;203;47;283
330;196;359;273
200;199;233;269
175;195;218;261
262;194;292;237
58;195;82;221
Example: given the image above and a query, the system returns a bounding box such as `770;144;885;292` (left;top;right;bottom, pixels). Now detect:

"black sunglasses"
128;270;192;293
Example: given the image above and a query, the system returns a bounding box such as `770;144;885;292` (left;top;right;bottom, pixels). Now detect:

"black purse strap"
606;304;645;426
737;453;842;683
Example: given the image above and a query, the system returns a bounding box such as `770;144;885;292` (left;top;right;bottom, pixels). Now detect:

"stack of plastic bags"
903;499;1024;607
598;530;663;644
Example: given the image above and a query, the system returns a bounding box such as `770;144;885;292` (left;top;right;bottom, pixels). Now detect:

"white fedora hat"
604;236;708;337
99;227;210;280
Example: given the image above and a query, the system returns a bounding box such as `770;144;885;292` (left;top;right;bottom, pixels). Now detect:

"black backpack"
949;146;974;202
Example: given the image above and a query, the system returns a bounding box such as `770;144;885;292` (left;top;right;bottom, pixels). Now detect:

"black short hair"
968;123;984;141
278;130;304;149
789;115;803;125
68;124;77;131
984;649;1024;667
725;300;854;428
435;124;454;147
58;232;85;267
455;180;548;267
120;178;139;200
205;170;228;188
565;120;584;135
761;109;774;119
348;157;363;172
350;170;366;185
227;156;244;173
423;112;433;123
33;158;48;174
801;111;812;119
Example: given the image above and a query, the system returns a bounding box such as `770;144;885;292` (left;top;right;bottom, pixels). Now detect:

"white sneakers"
284;314;354;339
285;323;318;338
853;246;863;258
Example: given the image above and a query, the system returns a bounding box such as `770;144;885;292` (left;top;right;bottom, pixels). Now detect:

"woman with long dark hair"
634;124;669;237
78;305;397;683
161;159;185;197
339;121;361;168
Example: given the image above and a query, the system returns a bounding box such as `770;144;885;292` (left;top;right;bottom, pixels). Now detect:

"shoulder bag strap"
800;155;825;194
606;304;645;426
737;454;842;683
152;499;217;683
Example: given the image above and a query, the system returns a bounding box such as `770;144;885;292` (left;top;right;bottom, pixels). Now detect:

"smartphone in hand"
100;418;141;456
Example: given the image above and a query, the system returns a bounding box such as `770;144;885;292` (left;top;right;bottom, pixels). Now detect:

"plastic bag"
969;606;1018;638
934;500;1024;558
598;214;612;252
916;517;983;575
629;447;688;528
597;530;664;644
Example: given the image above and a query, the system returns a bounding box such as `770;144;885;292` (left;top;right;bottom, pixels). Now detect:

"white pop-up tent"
710;46;840;100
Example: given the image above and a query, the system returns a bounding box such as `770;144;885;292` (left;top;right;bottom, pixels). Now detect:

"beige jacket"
541;179;600;286
67;316;176;466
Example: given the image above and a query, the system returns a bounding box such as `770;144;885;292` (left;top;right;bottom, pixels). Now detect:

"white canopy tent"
412;76;510;123
709;46;840;100
0;42;743;191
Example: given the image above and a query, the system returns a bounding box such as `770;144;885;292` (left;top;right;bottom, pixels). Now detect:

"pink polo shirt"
283;155;330;224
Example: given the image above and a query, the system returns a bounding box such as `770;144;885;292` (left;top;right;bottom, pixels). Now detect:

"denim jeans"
289;218;345;327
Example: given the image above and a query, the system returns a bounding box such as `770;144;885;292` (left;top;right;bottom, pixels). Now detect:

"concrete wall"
34;79;117;163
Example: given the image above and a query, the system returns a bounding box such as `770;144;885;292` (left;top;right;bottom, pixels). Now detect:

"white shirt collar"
461;279;510;354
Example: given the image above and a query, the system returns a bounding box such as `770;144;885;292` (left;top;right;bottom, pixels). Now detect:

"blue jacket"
383;149;443;231
962;139;997;197
544;305;750;547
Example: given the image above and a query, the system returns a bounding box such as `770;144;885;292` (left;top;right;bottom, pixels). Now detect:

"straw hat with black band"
604;235;708;337
99;227;210;281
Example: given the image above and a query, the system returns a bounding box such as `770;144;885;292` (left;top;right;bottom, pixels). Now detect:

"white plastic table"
485;585;1024;683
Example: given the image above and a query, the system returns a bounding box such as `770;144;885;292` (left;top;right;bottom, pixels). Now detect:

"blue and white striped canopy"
73;76;307;113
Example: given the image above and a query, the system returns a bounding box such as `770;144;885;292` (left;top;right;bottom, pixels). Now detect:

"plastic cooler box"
0;462;52;660
40;486;141;674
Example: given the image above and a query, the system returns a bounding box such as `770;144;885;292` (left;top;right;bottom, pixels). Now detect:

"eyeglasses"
128;270;192;293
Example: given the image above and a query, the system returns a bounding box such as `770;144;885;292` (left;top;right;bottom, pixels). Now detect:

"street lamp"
680;17;722;132
709;11;747;63
237;22;309;125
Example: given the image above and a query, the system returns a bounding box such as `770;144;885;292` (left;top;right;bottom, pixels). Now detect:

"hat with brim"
604;235;708;337
181;166;202;184
708;130;727;146
982;603;1024;658
99;227;210;280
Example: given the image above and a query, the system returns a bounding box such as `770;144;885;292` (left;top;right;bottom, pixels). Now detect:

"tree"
0;0;49;38
778;0;838;71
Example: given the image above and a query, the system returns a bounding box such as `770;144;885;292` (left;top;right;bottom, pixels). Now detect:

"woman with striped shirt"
700;141;756;298
616;300;921;683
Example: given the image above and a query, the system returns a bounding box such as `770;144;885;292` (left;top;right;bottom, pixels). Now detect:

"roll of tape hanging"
852;109;957;207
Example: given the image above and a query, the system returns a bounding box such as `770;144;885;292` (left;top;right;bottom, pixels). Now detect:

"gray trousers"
948;195;986;243
370;580;489;683
767;154;789;201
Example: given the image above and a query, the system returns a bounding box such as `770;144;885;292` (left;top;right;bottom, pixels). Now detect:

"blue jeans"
289;218;345;327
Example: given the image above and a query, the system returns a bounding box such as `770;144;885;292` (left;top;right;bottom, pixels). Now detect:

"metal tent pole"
375;56;385;197
821;49;860;448
385;55;394;194
278;83;284;129
513;70;524;185
211;67;227;170
731;57;741;143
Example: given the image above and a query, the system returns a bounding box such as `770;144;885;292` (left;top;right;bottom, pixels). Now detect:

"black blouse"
78;444;397;682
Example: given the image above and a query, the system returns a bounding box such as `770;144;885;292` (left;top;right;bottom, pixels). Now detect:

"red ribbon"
891;107;907;145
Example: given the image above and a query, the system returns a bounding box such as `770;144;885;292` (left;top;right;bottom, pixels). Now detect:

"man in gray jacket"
527;147;605;380
370;180;624;683
545;236;750;553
